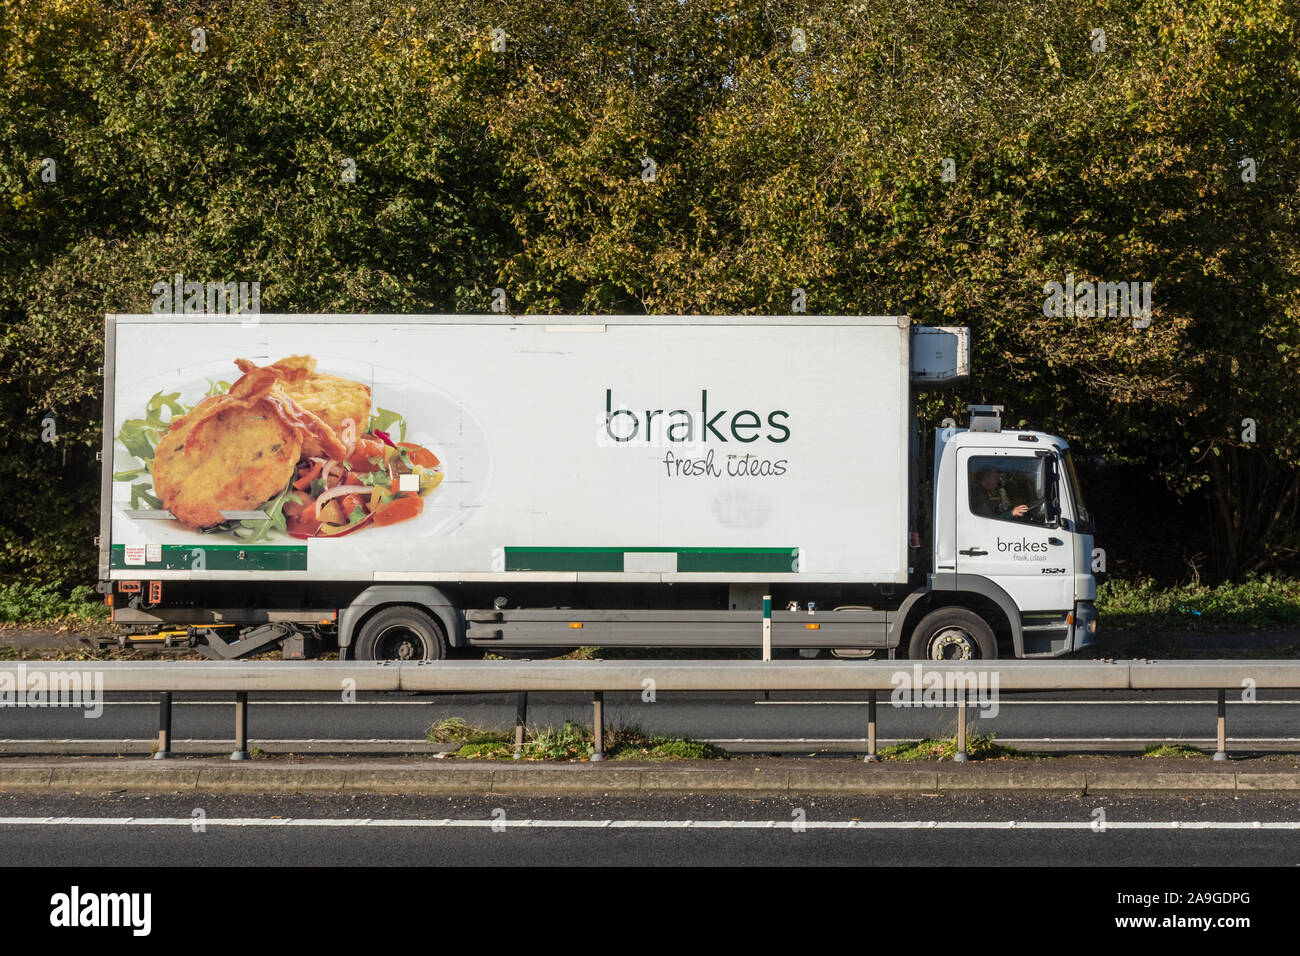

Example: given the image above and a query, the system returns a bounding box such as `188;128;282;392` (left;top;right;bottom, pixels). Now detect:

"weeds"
427;718;727;761
878;733;1018;761
427;717;509;746
1141;743;1205;759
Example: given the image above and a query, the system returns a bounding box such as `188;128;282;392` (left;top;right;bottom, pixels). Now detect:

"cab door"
954;447;1073;612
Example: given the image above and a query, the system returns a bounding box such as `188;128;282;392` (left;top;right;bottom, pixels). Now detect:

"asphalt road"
2;791;1299;866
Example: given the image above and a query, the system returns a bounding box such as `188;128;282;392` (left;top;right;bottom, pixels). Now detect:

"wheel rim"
374;625;428;660
928;626;977;661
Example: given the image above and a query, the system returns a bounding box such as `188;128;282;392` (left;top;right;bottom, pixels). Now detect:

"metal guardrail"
4;659;1295;762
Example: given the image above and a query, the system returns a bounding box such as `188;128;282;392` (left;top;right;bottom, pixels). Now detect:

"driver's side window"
967;456;1046;526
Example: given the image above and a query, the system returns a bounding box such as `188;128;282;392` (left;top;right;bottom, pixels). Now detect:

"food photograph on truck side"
115;354;443;539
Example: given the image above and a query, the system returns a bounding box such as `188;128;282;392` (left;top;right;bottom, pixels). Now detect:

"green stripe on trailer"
110;544;307;571
504;548;624;572
504;547;798;573
676;548;798;572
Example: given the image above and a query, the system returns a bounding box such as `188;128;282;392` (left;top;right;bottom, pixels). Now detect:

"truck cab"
931;405;1098;657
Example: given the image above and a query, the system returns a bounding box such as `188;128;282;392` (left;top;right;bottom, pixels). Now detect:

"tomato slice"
371;494;424;526
347;438;385;474
355;437;385;458
292;460;323;491
286;514;322;537
398;442;439;468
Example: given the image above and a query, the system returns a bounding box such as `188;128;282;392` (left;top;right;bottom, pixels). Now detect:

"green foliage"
526;721;595;760
1097;575;1300;631
0;581;107;624
2;0;1297;584
611;734;729;761
1142;743;1205;759
454;741;513;758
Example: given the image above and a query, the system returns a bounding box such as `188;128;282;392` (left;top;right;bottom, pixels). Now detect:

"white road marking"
0;817;1295;830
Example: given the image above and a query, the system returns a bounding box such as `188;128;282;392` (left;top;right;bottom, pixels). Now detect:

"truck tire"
907;608;997;661
354;606;448;661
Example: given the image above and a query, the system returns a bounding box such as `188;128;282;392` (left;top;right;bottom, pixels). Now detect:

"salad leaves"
115;389;188;477
366;407;407;442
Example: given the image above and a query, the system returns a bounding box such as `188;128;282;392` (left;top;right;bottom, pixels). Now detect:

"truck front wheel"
907;608;997;661
354;606;448;661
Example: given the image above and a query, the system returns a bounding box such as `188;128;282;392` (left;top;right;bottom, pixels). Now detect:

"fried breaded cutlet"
152;366;345;528
234;355;371;439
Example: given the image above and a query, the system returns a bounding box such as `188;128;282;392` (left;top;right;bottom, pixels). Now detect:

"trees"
1;0;1296;586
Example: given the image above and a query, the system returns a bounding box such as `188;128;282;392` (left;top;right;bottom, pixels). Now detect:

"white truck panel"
105;315;911;583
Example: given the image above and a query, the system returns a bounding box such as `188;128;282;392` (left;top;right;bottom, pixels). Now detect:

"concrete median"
2;758;1299;793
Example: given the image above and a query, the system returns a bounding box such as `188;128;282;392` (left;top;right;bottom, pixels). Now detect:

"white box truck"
98;314;1098;660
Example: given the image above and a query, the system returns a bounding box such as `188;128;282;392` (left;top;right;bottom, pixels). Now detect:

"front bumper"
1071;600;1099;652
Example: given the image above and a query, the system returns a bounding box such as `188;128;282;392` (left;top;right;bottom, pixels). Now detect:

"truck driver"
972;467;1030;519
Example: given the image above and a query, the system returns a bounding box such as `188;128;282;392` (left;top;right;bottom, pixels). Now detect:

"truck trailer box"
102;314;915;584
100;313;1095;661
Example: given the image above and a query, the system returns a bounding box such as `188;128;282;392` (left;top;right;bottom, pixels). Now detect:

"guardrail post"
1214;689;1228;761
591;691;605;762
864;690;879;762
761;595;771;701
762;595;771;661
514;691;527;759
231;691;250;761
953;692;969;762
153;691;172;760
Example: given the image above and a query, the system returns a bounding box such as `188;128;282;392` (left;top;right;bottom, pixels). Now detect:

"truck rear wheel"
355;606;447;661
907;608;997;661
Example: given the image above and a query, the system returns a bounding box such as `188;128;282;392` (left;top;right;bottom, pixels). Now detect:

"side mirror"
1045;455;1062;529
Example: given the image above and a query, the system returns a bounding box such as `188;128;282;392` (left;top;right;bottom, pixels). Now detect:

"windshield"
1061;448;1091;528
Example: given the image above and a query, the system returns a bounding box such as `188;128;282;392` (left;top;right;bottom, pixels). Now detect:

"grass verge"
427;717;728;761
878;733;1020;761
